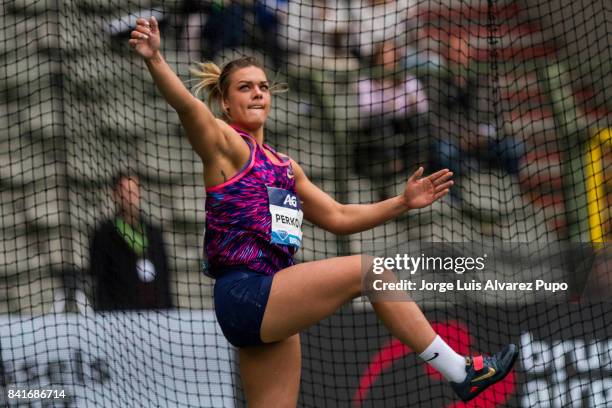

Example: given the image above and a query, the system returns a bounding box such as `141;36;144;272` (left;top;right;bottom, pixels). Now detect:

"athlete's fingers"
433;171;453;185
150;16;158;32
134;25;151;35
135;17;149;26
408;166;424;183
433;189;449;201
434;180;453;193
130;30;148;40
427;168;450;182
128;39;139;48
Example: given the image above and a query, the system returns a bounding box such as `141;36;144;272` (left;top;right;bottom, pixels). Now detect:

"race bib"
267;186;303;248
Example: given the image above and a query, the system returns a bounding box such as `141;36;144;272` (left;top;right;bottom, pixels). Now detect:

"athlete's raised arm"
129;16;230;164
292;160;453;235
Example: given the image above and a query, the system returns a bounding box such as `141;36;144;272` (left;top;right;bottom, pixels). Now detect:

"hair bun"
190;62;222;103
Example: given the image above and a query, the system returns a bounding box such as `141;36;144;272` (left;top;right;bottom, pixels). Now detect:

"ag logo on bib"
284;194;297;207
267;186;303;248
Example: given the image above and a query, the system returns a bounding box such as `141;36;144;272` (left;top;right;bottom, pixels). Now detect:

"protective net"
0;0;610;406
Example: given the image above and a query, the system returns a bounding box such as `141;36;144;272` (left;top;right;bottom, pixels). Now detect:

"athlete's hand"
128;17;160;60
402;167;453;209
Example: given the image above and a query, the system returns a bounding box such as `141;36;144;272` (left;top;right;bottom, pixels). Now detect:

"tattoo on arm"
221;170;227;183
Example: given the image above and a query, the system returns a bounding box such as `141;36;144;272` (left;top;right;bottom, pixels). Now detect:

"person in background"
90;172;173;311
432;121;525;187
430;35;524;202
350;0;417;59
356;39;429;198
201;0;286;69
283;0;358;71
358;40;429;120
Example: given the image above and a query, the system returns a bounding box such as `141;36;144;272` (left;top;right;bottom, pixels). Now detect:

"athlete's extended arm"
129;17;228;163
292;160;453;235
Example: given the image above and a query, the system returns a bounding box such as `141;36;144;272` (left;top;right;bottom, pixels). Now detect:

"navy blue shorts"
214;267;273;348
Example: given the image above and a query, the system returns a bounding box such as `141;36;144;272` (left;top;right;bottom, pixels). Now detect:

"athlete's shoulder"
215;119;251;159
216;119;240;142
276;151;290;161
273;151;292;164
285;157;307;180
215;119;233;133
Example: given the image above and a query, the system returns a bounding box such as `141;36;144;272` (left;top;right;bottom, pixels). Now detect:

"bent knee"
347;254;372;299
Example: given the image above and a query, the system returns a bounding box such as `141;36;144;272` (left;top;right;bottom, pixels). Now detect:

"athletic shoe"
450;344;519;402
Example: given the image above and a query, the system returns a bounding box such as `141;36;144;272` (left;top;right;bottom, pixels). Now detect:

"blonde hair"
190;61;223;105
190;57;287;117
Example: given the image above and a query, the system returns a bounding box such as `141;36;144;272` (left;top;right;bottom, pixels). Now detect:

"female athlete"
129;16;518;407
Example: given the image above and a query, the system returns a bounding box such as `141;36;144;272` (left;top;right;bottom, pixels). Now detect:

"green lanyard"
115;217;148;257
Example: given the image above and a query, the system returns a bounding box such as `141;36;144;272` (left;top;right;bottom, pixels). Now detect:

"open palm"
403;167;454;209
128;17;160;60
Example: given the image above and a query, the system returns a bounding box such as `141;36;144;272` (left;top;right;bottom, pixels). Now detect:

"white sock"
418;335;467;383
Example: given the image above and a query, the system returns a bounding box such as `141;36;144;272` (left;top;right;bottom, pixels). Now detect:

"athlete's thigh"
260;255;366;343
239;334;301;408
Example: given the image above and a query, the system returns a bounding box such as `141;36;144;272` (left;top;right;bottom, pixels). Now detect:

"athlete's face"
223;66;271;131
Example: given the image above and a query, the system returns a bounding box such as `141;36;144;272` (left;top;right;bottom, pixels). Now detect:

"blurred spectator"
355;39;429;198
283;0;358;70
358;40;429;120
90;173;172;311
256;0;289;68
174;0;214;59
441;35;479;117
201;0;287;68
350;0;418;60
431;122;525;198
201;0;248;60
428;35;524;201
404;28;447;76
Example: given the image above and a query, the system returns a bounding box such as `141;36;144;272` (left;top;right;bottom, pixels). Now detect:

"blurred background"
0;0;609;320
0;1;611;407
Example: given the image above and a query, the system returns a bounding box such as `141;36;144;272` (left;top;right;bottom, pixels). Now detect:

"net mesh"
0;0;611;406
